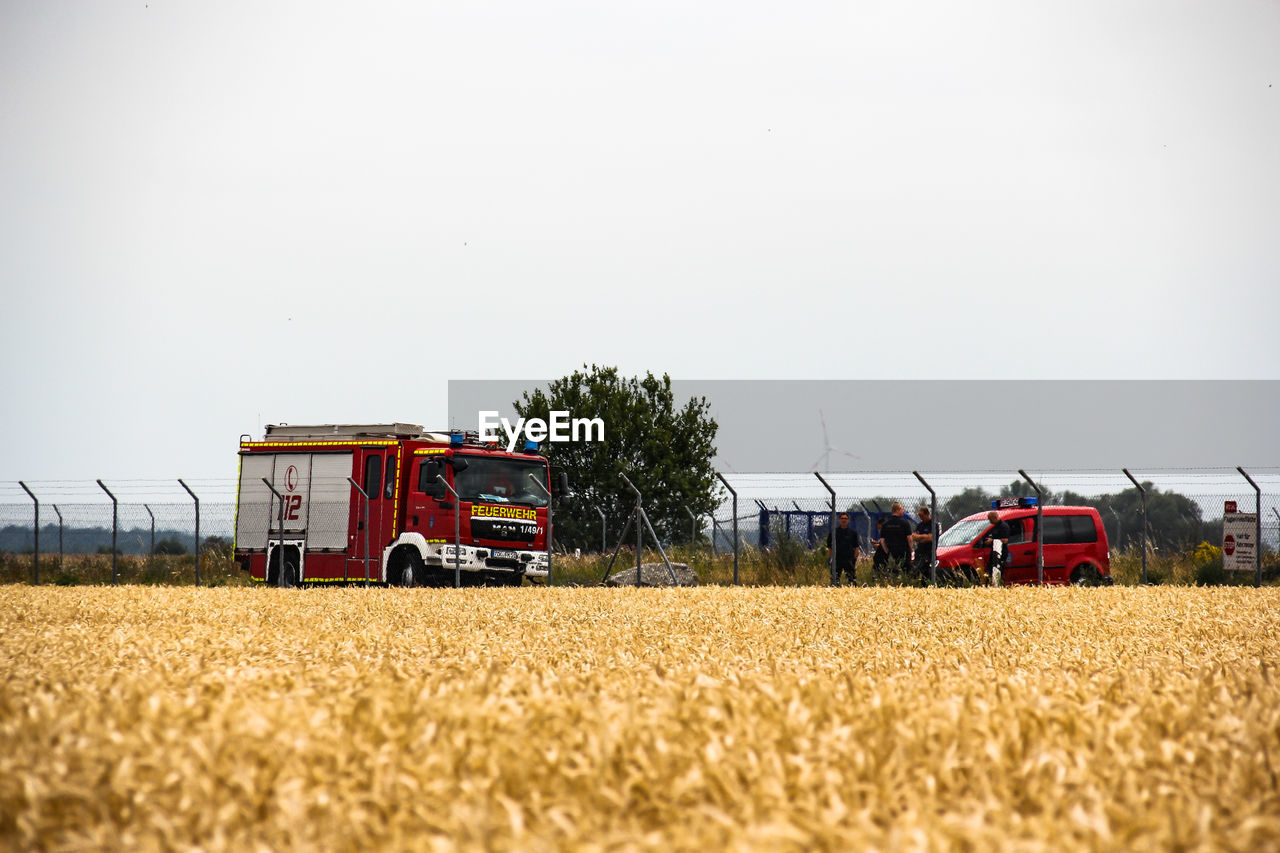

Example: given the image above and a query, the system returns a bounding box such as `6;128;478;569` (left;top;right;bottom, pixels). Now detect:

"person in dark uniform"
979;510;1012;583
910;505;938;584
871;517;889;576
825;512;861;586
878;502;914;576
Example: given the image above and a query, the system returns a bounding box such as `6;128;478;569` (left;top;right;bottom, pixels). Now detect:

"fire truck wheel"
281;556;300;588
392;550;423;588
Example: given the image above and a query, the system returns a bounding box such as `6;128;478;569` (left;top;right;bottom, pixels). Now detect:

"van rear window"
1041;514;1096;544
1042;517;1068;544
1068;515;1097;543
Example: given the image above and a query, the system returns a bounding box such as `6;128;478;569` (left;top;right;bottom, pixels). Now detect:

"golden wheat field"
2;586;1278;852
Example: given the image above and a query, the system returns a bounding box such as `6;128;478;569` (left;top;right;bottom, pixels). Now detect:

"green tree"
998;478;1066;504
986;482;1204;551
513;366;719;550
1102;484;1203;551
153;537;188;555
942;487;995;522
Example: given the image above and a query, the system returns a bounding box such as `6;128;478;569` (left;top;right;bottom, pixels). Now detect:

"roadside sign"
1222;512;1257;572
1224;500;1237;513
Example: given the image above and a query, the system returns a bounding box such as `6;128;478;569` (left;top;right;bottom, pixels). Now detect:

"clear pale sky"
2;1;1278;491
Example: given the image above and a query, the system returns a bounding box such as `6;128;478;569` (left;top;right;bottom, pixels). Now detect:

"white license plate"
492;549;518;560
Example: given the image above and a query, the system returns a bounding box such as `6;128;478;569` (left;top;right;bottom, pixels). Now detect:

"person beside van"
980;510;1011;579
879;503;914;575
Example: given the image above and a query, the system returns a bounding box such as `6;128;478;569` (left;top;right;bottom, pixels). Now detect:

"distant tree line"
0;525;229;556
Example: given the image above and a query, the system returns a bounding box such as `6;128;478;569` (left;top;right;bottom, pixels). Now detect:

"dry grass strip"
2;587;1278;851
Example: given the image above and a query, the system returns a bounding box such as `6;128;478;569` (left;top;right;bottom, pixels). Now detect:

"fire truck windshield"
454;455;550;507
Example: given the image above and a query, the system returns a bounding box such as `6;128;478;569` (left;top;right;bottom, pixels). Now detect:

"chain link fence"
0;502;237;556
3;468;1278;584
0;480;239;583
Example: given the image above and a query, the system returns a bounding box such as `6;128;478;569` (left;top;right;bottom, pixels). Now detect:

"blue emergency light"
992;496;1038;509
524;440;539;452
450;432;465;445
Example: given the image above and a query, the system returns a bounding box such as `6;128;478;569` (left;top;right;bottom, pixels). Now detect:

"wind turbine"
811;409;859;472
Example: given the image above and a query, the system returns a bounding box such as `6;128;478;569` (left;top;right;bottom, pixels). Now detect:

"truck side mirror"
557;471;572;504
420;460;446;499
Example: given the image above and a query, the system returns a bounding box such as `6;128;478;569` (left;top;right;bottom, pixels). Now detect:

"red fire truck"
233;423;563;587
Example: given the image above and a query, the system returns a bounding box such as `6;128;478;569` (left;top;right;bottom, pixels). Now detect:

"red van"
935;498;1112;585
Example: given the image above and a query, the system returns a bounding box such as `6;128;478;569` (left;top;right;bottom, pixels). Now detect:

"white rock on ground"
603;561;699;587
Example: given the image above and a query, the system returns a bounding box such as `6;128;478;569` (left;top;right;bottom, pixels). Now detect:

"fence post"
144;504;155;556
97;480;118;584
913;471;938;587
527;474;553;585
435;475;462;588
347;478;372;586
858;501;875;550
1273;509;1280;566
1238;467;1262;588
52;504;63;574
1107;506;1123;552
1018;469;1044;586
715;472;738;585
594;505;607;554
682;505;699;547
813;472;837;585
260;478;286;587
178;479;200;585
1122;469;1147;584
18;481;38;585
620;474;644;587
620;473;676;584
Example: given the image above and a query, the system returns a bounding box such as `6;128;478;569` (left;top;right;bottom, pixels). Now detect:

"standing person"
979;510;1012;585
871;517;889;576
879;503;914;576
825;512;861;587
910;505;938;584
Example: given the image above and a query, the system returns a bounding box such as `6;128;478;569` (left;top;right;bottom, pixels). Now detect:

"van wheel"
1070;564;1100;586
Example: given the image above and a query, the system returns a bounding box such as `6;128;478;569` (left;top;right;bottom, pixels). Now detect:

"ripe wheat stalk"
1;586;1277;851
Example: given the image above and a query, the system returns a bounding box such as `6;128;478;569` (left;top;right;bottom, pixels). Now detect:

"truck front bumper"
425;544;549;578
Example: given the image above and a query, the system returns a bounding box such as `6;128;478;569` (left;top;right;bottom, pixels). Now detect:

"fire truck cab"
234;423;559;587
